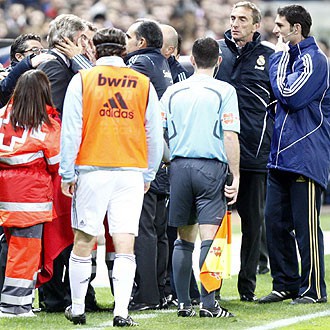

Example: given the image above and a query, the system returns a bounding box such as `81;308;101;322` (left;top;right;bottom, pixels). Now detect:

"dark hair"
277;5;312;38
192;37;219;69
10;70;53;130
177;34;183;56
135;21;163;48
93;27;126;59
10;33;41;62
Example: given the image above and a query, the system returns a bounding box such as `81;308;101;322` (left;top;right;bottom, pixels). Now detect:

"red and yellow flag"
200;209;232;293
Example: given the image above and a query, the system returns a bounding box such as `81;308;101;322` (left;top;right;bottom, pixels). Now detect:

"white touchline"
80;309;330;329
247;310;330;330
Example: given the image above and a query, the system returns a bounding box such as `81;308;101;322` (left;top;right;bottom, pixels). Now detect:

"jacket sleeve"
269;50;328;111
70;54;93;73
59;73;83;182
43;119;61;174
143;82;163;182
0;57;32;107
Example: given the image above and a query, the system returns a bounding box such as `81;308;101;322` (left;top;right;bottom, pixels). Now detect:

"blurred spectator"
259;9;277;44
318;38;330;58
0;0;328;60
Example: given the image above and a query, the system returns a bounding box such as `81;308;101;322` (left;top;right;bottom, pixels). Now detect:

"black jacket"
125;47;172;99
38;51;75;116
215;30;275;172
125;47;172;194
168;55;191;83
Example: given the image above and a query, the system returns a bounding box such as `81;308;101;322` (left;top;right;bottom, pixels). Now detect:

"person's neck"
195;67;214;76
235;40;248;48
290;35;306;46
233;34;254;49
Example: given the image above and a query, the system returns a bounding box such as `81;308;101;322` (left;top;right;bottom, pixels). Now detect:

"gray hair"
47;14;87;48
233;1;262;24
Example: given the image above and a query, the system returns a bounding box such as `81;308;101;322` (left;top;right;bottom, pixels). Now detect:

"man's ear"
15;53;24;62
218;56;222;66
253;22;260;33
190;54;196;66
138;37;147;49
167;45;175;56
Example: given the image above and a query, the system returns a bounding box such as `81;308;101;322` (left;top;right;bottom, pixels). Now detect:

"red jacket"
0;103;61;227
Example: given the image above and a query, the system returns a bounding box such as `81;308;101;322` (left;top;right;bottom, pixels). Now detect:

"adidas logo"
296;176;306;183
99;92;134;119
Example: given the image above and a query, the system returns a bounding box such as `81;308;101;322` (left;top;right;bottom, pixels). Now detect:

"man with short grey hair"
214;1;274;302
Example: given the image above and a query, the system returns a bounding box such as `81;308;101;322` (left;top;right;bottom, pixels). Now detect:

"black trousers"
258;218;269;270
0;229;7;292
237;171;267;296
133;190;169;304
265;170;326;299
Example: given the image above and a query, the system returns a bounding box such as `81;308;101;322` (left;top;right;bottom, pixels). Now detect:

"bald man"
160;24;190;83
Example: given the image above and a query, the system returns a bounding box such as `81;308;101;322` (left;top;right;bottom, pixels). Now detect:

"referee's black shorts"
168;157;227;227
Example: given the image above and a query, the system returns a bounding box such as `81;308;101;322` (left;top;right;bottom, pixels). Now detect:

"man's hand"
0;70;8;81
144;182;151;193
31;53;56;68
61;181;75;197
224;175;239;205
275;35;289;53
55;36;83;59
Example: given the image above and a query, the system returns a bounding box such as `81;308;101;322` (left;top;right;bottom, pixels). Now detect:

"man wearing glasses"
0;33;54;107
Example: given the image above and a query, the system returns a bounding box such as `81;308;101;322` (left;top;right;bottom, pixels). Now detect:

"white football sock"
69;252;92;316
113;254;136;318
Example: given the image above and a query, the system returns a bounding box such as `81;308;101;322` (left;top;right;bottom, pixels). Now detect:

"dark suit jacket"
38;51;75;116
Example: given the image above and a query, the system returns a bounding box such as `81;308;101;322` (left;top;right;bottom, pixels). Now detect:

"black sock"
172;239;194;306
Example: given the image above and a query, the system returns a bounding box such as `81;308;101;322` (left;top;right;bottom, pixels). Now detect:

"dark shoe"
317;296;328;303
159;297;169;309
177;303;196;317
259;291;298;304
291;296;327;305
128;301;159;311
240;294;258;302
64;306;86;325
166;294;178;307
113;315;138;327
199;301;234;318
191;297;200;306
257;266;270;275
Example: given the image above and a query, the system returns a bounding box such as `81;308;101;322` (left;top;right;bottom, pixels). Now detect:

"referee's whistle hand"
224;177;239;205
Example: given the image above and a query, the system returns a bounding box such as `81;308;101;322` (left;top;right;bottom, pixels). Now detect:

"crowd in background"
0;0;307;54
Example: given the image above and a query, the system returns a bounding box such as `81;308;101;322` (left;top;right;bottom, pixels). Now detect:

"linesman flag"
200;173;232;293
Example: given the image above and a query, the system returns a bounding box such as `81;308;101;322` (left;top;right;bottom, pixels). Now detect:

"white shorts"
71;170;144;237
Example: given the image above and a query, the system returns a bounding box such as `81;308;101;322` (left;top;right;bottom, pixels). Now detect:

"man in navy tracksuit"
214;2;274;301
125;20;173;311
259;4;329;304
